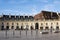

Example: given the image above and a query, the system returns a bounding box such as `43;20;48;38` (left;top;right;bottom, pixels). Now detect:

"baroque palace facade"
0;11;60;30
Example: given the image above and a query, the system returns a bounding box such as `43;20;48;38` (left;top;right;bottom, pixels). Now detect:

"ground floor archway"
11;26;14;29
16;26;20;30
1;26;4;30
30;26;34;30
45;26;49;30
6;26;9;30
56;26;59;30
35;23;39;29
21;26;24;30
40;27;43;30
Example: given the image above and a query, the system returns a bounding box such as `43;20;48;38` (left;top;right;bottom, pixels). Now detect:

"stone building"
0;11;60;30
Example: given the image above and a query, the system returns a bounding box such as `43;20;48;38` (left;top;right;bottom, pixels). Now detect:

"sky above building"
0;0;60;15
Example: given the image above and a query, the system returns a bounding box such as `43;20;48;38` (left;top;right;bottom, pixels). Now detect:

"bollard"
5;30;8;38
36;29;38;35
20;30;21;37
13;29;15;37
26;29;27;36
31;30;33;36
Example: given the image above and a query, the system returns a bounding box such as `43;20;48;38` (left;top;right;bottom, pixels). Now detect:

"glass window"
56;22;58;25
12;23;14;25
7;23;9;25
41;23;43;25
46;23;48;25
17;23;18;25
51;23;53;25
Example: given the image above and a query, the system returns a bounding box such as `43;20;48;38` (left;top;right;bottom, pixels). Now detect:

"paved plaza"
0;30;60;40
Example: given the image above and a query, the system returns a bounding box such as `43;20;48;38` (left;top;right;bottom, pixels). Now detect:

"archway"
35;23;39;29
31;26;34;30
26;25;29;30
6;26;9;30
21;26;24;30
1;26;4;30
11;26;14;29
40;27;43;30
16;26;20;30
45;26;49;30
56;26;59;30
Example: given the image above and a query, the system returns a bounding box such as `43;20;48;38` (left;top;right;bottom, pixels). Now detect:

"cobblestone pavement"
0;30;60;40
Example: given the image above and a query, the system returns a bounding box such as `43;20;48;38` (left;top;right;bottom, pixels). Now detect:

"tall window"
12;23;14;25
46;23;48;25
41;23;43;25
7;23;9;25
56;22;58;25
11;26;14;29
51;23;53;25
17;23;18;25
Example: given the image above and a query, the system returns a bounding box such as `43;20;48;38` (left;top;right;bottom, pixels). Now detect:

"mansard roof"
34;11;59;20
0;15;34;21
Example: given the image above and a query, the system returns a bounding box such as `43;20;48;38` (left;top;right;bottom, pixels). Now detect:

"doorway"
35;23;39;29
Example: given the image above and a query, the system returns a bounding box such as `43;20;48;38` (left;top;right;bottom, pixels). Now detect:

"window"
17;23;18;25
46;23;48;25
51;23;53;25
2;22;4;25
7;23;9;25
41;23;43;25
56;26;59;30
12;23;14;25
56;22;58;25
11;26;14;29
40;27;43;30
45;26;49;30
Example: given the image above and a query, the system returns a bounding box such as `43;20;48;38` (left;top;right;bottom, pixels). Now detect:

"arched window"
56;22;58;25
46;23;48;25
51;23;53;25
11;26;14;29
7;23;9;25
26;25;29;30
17;23;18;25
41;23;43;25
35;23;39;29
12;23;14;25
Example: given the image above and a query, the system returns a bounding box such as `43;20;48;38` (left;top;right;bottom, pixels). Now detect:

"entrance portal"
40;27;43;30
1;26;4;30
35;23;39;29
56;26;59;30
6;26;9;30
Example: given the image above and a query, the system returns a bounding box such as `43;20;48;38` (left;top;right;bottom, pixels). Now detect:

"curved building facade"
0;11;60;30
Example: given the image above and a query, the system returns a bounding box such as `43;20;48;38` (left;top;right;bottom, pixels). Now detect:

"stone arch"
16;26;20;30
21;26;24;30
45;26;49;30
35;23;39;29
30;26;34;30
6;26;9;30
40;27;43;30
56;26;59;30
11;26;14;29
1;26;4;30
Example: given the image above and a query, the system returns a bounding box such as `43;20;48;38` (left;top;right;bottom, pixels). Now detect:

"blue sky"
0;0;60;15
